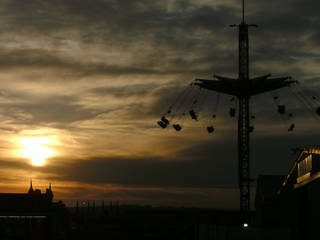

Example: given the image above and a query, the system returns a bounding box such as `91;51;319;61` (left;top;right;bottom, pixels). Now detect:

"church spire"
46;182;54;202
28;180;34;194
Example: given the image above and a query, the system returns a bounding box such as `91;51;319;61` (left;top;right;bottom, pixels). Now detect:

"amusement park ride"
157;0;320;222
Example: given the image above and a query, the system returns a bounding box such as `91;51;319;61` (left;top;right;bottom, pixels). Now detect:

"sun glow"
18;138;55;166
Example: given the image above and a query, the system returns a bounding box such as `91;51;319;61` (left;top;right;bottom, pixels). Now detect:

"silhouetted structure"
254;175;286;226
194;0;295;215
0;182;70;240
157;0;299;217
0;181;53;213
254;147;320;240
278;147;320;240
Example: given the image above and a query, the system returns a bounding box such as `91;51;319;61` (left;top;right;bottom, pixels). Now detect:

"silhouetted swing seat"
173;124;182;131
230;108;236;117
212;114;216;118
278;105;286;114
288;124;295;132
317;107;320;116
189;110;198;120
251;115;255;119
161;116;169;125
207;126;214;133
157;121;167;129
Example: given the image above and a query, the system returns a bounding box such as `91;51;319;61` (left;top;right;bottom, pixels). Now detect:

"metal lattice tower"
195;1;295;214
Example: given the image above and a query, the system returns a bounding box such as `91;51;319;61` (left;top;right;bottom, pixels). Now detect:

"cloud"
16;130;319;189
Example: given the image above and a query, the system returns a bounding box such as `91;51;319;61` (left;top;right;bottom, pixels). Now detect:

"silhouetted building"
254;147;320;240
278;147;320;240
254;175;286;226
0;181;53;213
0;182;70;240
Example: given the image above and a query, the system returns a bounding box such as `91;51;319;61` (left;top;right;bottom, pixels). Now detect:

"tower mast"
242;0;245;22
237;0;251;213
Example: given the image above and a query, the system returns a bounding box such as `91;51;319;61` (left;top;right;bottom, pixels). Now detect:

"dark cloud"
23;137;238;188
1;0;315;80
22;131;318;190
2;0;225;35
6;100;95;124
0;92;97;125
0;47;236;80
0;158;30;169
0;48;177;77
90;83;159;98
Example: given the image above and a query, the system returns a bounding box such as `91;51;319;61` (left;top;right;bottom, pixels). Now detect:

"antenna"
242;0;245;22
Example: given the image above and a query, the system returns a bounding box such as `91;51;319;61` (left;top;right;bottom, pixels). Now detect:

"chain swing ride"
156;0;320;218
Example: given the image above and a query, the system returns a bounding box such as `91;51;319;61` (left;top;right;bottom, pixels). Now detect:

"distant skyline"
0;0;319;209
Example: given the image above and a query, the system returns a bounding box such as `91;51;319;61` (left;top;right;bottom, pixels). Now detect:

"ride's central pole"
238;22;250;213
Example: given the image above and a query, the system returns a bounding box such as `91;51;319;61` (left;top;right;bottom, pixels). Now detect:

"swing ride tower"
194;1;295;214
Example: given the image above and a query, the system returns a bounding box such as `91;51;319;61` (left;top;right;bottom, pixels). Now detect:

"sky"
0;0;319;209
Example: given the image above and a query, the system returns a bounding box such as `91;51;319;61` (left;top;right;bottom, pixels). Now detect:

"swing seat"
173;124;182;131
288;123;295;131
189;110;198;120
161;116;169;125
207;126;214;133
157;121;167;129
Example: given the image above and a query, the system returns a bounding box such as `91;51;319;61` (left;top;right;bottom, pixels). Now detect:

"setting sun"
18;138;55;166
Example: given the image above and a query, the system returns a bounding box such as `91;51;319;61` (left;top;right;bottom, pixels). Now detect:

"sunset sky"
0;0;319;209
